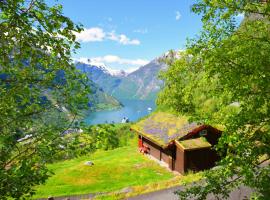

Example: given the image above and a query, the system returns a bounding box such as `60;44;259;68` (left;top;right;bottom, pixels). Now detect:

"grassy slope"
34;140;175;198
95;172;202;200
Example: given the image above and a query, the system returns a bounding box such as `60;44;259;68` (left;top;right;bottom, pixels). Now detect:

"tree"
0;0;90;199
158;1;270;199
88;124;119;151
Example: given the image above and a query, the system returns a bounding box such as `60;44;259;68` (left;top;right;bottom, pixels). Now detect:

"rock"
84;161;94;166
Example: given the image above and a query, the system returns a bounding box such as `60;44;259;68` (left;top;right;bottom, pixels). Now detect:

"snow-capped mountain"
75;50;179;101
74;58;129;77
106;69;128;77
75;61;125;95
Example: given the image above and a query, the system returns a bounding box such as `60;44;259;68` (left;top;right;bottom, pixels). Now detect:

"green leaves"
158;1;270;199
0;0;90;199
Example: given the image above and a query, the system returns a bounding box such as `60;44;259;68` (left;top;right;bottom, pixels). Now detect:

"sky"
46;0;204;72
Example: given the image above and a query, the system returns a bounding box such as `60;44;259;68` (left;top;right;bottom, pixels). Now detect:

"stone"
84;161;94;166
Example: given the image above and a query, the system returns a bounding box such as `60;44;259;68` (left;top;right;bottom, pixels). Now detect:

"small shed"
131;112;221;174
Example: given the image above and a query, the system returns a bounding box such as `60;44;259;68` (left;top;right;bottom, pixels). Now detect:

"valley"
76;51;178;122
76;51;177;103
2;0;263;199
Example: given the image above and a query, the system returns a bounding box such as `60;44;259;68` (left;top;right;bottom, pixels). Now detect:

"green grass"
34;140;175;199
94;171;203;200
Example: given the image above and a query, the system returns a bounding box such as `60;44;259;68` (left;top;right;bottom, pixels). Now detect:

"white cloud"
133;28;148;34
76;28;140;45
75;56;149;74
119;34;140;45
108;31;140;45
175;11;181;21
75;57;106;67
75;27;105;42
91;55;148;66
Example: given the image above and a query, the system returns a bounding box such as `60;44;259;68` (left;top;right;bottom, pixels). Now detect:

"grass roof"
176;137;211;150
131;112;200;147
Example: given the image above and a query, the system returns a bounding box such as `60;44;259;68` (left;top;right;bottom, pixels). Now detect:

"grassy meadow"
34;139;176;199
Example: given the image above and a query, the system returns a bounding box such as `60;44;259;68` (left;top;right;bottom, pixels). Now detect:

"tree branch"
22;0;36;13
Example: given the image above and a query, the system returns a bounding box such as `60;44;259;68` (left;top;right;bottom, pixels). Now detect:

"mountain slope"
74;62;122;110
76;62;123;94
75;51;178;101
111;58;167;100
88;81;122;111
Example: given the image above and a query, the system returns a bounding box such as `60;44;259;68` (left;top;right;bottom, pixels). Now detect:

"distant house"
131;112;222;174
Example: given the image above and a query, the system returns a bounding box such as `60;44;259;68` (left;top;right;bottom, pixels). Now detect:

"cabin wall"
161;149;170;163
181;126;221;146
141;137;174;169
175;146;185;174
205;127;221;146
174;145;220;174
161;152;169;163
142;137;161;160
161;148;174;170
185;148;219;172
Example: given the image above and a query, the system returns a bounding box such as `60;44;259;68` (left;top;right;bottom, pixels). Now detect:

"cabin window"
199;129;207;137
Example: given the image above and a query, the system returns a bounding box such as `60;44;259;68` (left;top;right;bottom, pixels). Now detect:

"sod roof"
131;112;201;147
176;137;211;150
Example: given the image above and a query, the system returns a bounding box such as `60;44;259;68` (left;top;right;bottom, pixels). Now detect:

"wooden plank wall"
175;146;185;174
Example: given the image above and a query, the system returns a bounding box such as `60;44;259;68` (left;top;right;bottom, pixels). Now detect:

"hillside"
75;63;122;110
88;81;122;111
76;62;123;94
75;51;178;101
112;57;167;100
34;139;175;199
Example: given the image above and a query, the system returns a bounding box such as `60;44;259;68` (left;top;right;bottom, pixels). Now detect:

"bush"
86;123;134;151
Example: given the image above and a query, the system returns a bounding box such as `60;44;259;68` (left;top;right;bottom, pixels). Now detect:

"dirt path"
128;186;180;200
128;185;253;200
38;185;252;200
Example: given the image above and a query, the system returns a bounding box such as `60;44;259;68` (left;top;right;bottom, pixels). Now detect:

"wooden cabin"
131;112;221;174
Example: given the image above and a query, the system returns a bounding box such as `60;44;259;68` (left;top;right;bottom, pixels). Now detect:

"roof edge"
130;126;167;148
175;139;212;151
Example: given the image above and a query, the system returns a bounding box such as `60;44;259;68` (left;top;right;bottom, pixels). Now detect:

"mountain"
87;81;122;111
75;61;122;110
111;56;167;100
75;50;178;101
76;61;123;94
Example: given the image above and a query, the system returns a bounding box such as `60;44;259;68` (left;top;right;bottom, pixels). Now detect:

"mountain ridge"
75;50;179;101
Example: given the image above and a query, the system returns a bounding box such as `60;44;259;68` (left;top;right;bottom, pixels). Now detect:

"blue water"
84;99;156;125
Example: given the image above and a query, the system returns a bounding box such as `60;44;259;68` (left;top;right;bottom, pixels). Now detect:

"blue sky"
48;0;204;71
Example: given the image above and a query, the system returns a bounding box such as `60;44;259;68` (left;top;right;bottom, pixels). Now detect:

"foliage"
0;0;90;199
158;1;270;199
46;124;133;162
86;123;134;151
85;80;122;112
34;139;174;199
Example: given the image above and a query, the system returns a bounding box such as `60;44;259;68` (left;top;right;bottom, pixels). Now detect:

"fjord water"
84;99;156;125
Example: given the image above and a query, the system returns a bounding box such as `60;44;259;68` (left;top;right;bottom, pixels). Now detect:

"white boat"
121;117;129;123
